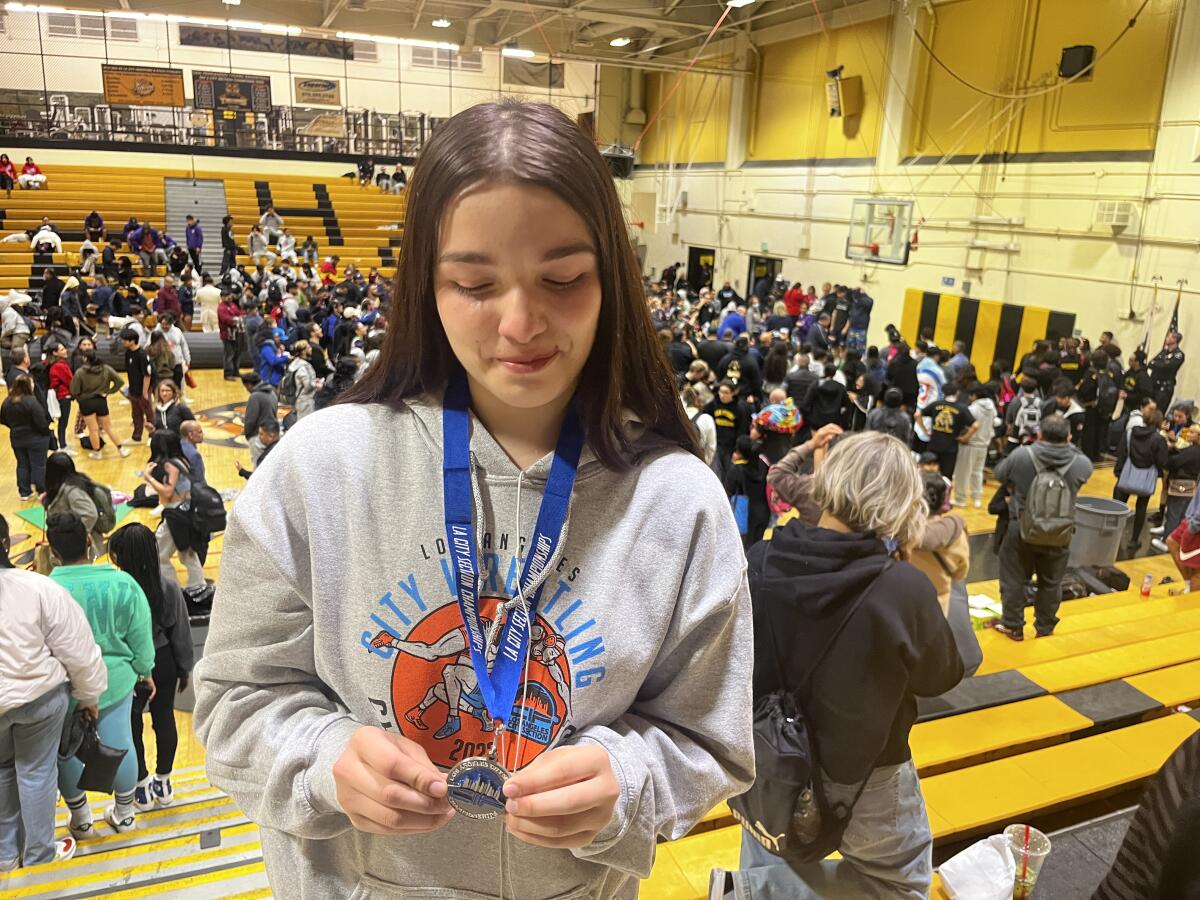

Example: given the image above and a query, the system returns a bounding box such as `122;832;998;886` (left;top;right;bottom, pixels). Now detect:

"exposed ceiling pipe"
625;69;646;125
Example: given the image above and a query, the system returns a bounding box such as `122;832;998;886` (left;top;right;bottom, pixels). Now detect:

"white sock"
66;794;92;827
114;790;136;820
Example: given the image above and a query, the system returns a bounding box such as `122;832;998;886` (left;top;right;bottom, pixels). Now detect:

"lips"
496;351;559;374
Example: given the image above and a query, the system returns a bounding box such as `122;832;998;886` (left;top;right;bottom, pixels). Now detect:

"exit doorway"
687;246;715;292
747;255;783;299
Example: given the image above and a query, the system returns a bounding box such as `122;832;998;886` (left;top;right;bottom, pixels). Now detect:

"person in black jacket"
220;215;237;275
1153;424;1200;552
717;334;763;404
784;351;817;409
727;430;962;899
723;435;769;550
1121;350;1153;415
1114;407;1170;549
886;342;920;409
705;380;750;481
803;364;851;430
662;328;695;376
1;374;52;499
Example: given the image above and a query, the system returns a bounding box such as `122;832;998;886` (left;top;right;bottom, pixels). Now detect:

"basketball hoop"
848;242;881;256
845;198;914;266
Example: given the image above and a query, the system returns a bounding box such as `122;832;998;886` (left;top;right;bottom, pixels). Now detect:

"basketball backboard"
846;198;914;266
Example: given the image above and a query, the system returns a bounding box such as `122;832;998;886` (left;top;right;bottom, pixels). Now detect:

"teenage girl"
193;101;754;898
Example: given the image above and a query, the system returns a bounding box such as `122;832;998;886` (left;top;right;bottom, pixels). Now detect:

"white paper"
940;834;1017;900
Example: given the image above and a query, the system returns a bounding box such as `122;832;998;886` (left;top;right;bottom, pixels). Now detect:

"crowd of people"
4;101;1200;899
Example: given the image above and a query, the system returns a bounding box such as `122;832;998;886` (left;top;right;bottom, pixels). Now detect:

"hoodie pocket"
348;874;596;900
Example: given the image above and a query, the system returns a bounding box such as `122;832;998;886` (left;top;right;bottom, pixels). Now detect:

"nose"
496;287;547;347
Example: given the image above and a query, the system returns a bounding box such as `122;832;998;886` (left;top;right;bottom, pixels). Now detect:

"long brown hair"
340;100;699;471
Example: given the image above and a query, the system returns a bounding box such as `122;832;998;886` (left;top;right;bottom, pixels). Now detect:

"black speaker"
601;146;635;179
1059;45;1095;79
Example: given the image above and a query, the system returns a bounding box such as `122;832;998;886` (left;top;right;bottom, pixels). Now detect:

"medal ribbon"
442;371;583;726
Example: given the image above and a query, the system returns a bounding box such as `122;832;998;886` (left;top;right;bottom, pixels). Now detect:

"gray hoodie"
993;439;1093;518
193;397;754;899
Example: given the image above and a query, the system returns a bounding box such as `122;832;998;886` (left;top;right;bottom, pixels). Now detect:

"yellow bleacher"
0;164;405;293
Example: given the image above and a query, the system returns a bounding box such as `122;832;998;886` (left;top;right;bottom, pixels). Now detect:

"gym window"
352;40;377;63
46;12;138;41
410;47;482;71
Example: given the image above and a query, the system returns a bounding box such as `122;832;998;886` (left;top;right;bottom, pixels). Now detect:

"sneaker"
151;774;174;807
63;447;78;457
18;493;33;502
104;805;136;834
133;776;156;812
1150;525;1166;536
1151;538;1169;553
68;813;96;842
118;447;131;458
88;451;102;460
985;619;1024;641
55;837;77;863
951;499;966;508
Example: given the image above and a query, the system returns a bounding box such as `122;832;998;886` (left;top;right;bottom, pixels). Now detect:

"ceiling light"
609;36;631;47
502;47;535;58
432;17;451;27
222;0;241;6
726;0;755;6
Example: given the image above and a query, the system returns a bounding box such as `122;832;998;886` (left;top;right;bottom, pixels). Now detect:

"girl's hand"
503;744;620;849
332;728;453;835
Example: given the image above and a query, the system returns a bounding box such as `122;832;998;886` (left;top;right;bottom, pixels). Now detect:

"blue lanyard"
442;372;584;726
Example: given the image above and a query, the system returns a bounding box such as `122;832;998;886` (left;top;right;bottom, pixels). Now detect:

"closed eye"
545;274;586;290
453;282;492;297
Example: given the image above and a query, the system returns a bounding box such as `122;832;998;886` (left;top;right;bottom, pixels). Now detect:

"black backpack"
189;482;227;534
730;563;890;864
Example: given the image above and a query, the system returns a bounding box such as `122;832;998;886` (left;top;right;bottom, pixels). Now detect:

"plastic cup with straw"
1005;823;1051;899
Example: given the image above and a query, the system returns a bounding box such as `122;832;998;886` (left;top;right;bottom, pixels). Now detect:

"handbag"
730;563;890;865
1117;458;1158;498
58;708;127;794
1168;478;1197;498
730;494;750;535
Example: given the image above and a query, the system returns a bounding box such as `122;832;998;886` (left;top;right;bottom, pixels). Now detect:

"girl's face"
434;183;601;414
54;345;68;359
157;382;174;403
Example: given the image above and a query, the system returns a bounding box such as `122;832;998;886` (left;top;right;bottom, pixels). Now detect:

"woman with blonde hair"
723;430;963;899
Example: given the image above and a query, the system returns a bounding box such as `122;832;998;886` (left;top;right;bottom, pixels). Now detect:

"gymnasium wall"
622;0;1200;398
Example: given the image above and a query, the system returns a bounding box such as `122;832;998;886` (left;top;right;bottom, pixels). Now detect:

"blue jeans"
0;683;68;866
57;690;137;801
729;760;933;899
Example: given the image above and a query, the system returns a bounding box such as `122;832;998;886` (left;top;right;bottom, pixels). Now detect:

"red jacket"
22;162;41;176
49;360;73;400
155;286;182;319
784;286;805;318
217;299;242;342
0;160;14;179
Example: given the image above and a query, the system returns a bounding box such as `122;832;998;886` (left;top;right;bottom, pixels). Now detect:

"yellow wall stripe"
972;299;1003;376
1015;306;1051;366
901;288;924;346
934;293;962;348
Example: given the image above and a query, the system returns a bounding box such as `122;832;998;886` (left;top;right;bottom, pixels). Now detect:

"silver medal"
446;756;510;820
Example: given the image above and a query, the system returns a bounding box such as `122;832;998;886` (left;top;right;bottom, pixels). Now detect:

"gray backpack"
1019;452;1076;547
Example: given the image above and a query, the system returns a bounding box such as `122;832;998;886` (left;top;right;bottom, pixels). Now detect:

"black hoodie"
748;525;962;784
802;379;850;429
1115;424;1169;476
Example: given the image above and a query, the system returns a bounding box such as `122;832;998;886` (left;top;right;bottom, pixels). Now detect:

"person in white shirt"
682;385;717;465
277;228;298;263
247;225;275;267
194;273;222;334
1;291;32;354
30;226;62;254
0;515;107;869
156;312;192;389
258;207;284;244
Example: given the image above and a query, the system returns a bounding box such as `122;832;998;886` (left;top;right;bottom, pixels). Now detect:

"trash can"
175;617;209;714
1069;497;1134;568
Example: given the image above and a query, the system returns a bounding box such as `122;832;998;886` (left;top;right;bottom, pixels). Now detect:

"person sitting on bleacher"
247;224;275;267
724;431;963;900
18;156;46;190
258;206;284;244
30;224;61;255
277;227;298;263
128;222;170;277
83;211;105;243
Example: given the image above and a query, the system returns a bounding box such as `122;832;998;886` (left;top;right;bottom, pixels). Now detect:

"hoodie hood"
1031;440;1079;468
752;522;889;617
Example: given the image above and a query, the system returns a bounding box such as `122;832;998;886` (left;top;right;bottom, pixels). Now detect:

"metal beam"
487;0;707;34
412;0;428;28
463;0;500;47
321;0;348;29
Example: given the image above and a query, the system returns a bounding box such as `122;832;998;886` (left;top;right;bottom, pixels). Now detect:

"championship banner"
192;70;272;113
293;77;341;106
101;64;186;108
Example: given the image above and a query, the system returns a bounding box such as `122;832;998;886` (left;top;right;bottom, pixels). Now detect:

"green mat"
14;503;135;532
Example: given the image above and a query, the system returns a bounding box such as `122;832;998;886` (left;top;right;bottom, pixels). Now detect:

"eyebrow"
438;243;595;265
